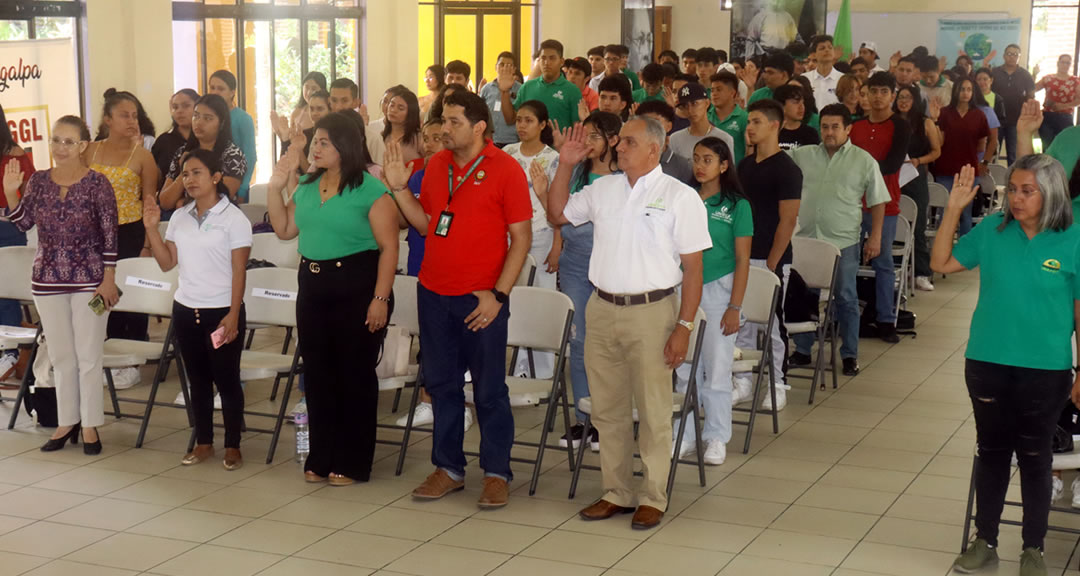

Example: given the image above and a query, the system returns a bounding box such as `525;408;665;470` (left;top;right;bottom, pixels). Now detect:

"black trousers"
296;251;390;481
967;359;1072;550
108;222;149;341
172;301;246;448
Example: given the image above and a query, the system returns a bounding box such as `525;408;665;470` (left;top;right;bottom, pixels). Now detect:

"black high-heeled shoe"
41;423;81;452
82;428;101;456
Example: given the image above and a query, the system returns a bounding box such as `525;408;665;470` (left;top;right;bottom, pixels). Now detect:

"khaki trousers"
584;291;678;511
33;292;108;428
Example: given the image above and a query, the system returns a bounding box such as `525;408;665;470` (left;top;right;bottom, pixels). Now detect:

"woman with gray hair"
932;156;1080;576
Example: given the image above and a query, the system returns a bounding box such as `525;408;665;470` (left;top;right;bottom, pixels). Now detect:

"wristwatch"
491;289;509;304
677;319;694;332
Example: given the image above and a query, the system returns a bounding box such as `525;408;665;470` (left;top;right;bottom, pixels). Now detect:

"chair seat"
103;354;145;369
378;363;420;391
577;394;687;420
0;324;36;348
465;376;553;407
784;321;818;335
105;339;166;362
240;350;294;380
247;322;272;331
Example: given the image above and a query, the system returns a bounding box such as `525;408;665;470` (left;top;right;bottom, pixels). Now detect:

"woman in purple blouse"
2;115;119;455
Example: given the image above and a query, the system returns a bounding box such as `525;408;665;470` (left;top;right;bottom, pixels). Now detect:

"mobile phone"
211;326;227;349
87;288;124;316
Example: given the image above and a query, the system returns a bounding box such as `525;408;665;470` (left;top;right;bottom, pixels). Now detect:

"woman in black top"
894;84;941;290
152;89;200;189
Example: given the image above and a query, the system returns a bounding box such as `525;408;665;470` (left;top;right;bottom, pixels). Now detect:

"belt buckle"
309;262;321;274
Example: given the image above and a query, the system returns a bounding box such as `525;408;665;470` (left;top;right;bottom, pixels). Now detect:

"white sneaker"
761;388;787;411
0;353;16;381
396;401;433;427
915;276;935;291
464;370;473;383
703;440;727;466
110;367;141;390
174;391;186;406
671;419;696;458
732;376;753;405
464;406;474;432
1070;476;1080;508
213;393;222;410
1053;475;1064;502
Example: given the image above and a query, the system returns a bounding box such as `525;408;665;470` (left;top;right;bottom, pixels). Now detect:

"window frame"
419;0;539;79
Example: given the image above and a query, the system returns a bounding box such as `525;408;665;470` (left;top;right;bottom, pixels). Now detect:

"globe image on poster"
965;33;993;61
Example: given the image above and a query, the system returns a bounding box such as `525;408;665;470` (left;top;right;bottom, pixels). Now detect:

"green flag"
833;0;854;60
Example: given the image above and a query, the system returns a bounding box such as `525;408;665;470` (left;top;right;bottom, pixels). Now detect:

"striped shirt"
10;169;119;295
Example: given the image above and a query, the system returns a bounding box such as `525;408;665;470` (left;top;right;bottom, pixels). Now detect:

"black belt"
596;287;675;306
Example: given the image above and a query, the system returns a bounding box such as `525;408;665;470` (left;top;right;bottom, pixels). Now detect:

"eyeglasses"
586;132;609;142
1005;51;1020;57
49;137;82;148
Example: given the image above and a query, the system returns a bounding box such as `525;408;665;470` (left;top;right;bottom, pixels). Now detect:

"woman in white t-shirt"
503;100;560;379
143;148;253;471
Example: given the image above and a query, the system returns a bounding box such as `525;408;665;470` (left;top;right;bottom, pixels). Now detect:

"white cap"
717;63;736;74
860;41;879;56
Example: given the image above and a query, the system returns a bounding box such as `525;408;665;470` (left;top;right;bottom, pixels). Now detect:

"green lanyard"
446;154;486;207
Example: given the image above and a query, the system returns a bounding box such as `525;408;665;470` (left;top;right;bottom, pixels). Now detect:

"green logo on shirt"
1043;259;1062;273
647;197;666;211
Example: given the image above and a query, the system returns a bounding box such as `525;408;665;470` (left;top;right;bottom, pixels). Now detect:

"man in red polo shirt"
850;72;910;344
385;90;532;509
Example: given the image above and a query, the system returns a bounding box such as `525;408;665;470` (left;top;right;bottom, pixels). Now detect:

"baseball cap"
676;82;707;106
860;41;879;56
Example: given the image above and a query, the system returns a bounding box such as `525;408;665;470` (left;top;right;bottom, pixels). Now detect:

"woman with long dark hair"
382;88;422;165
533;111;621;451
293;71;328;132
159;94;247;209
419;64;446;119
265;112;398;485
894;84;941;292
152;89;199;189
929;76;990;236
0;104;34;380
671;136;752;465
208;69;256;202
144;149;250;470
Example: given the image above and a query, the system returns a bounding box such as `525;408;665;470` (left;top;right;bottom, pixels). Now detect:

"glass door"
442;7;517;91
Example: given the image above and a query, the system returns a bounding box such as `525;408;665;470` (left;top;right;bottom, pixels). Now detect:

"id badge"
435;211;454;237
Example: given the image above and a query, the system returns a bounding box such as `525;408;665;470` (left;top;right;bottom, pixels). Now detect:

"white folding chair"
249;234;299;269
899;195;917;227
731;267;782;454
397;239;409;274
0;247;41;429
568;307;708;501
926;182;950;239
892;215;914;308
246;183;269;206
515;253;537;287
374;275;426;476
785;237;841;405
239;204;268;227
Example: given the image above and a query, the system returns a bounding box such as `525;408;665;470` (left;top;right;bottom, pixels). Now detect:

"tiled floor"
0;270;1077;575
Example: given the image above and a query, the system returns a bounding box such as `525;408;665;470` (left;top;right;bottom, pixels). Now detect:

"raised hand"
270;110;290;141
629;101;641;116
497;73;515;93
383;140;412;192
529;160;549;199
550;119;566;151
557;122;589;166
270;146;300;190
577;98;590;122
662;85;677;108
1016;98;1043;137
927;97;942;121
358;103;369;126
890;50;902;68
947;165;980;210
142;201;161;231
288;118;307;151
2;160;23;194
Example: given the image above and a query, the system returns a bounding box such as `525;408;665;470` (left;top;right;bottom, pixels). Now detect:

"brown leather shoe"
477;477;509;509
223;448;242;471
181;444;214;466
631;505;664;530
579;499;635;521
412;469;465;500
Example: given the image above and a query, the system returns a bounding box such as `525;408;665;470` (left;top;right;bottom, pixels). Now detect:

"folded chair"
785;237;841;404
731;267;782;453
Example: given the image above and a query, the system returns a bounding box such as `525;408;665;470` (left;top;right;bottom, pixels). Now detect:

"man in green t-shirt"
632;63;667;104
615;44;641;91
748;52;794;106
501;39;582;132
708;71;748;164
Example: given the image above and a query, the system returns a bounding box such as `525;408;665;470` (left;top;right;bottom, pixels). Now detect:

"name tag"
494;101;502;112
125;276;171;291
252;287;297;301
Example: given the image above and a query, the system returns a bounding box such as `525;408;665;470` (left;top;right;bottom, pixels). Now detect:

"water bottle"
295;412;310;465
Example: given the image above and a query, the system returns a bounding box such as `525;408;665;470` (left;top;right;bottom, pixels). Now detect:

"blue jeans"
935;175;972;237
417;283;514;481
559;222;594;422
1000;124;1017;167
0;221;26;356
794;243;861;360
862;212;897;324
1040;112;1074;150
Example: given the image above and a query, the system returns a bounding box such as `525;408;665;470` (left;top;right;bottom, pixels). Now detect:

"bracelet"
728;304;742;311
374;295;390;303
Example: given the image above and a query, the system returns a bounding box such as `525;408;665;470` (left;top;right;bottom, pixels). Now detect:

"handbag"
375;325;411;379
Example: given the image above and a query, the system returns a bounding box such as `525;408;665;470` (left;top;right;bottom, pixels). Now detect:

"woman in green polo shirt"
266;113;399;486
932;157;1080;575
672;136;753;467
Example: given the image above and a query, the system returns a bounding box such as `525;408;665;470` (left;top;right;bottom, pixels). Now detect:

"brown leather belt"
596;287;675;306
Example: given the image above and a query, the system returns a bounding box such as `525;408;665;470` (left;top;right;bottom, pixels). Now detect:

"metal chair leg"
568;414;592;499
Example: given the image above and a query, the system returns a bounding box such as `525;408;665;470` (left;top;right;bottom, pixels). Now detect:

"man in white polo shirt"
803;34;843;107
546;116;711;530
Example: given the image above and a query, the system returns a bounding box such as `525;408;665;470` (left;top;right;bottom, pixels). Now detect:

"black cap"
677;82;707;106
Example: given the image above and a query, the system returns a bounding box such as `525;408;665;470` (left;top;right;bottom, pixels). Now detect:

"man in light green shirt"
788;104;890;376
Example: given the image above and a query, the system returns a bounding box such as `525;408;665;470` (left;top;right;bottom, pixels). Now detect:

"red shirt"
418;140;532;296
581;85;600;112
932;106;990;180
851;115;910;217
0;152;35;210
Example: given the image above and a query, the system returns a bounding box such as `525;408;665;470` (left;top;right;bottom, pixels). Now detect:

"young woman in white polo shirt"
144;148;252;470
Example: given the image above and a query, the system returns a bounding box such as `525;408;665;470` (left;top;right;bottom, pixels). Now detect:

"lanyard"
446;154;485;206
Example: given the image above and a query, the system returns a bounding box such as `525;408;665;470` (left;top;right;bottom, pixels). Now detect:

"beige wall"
365;0;419;108
658;0;731;55
85;0;175;134
541;0;622;59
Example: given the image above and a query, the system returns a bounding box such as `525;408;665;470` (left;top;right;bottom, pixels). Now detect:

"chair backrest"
239;203;268;227
987;163;1007;190
743;266;780;324
391;274;419;335
515;253;537;287
928;182;949;209
507;286;574;353
682;307;707;365
24;227;37;249
244;267;298;328
790;237;841;291
398;240;409;274
895;215;912;247
0;246;35;301
250;234;300;269
247;183;269;206
898;195;917;225
111;257;180;316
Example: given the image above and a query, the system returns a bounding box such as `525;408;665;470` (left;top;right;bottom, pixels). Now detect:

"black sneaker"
877;323;900;344
559;424;585;449
842;358;860;376
589;428;600;453
789;352;813;367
